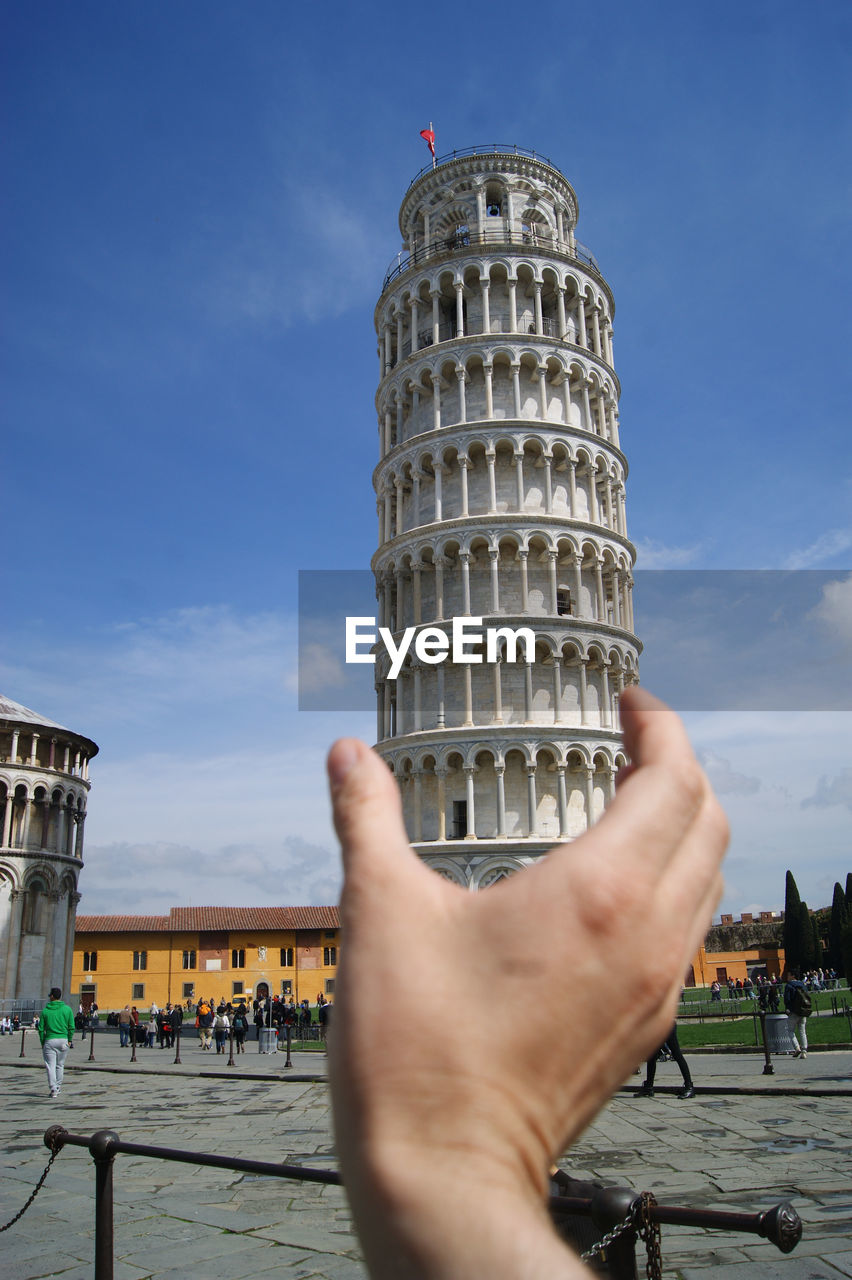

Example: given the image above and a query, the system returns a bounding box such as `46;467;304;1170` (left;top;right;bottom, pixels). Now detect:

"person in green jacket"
38;987;75;1098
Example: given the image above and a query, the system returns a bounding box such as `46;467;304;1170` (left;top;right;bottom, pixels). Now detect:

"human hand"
326;687;728;1278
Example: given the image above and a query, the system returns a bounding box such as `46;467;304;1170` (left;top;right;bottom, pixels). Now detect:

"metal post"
227;1026;235;1067
19;1027;27;1057
89;1129;119;1280
130;1026;137;1063
589;1186;639;1279
284;1023;292;1069
88;1018;96;1062
173;1025;181;1066
758;1012;774;1075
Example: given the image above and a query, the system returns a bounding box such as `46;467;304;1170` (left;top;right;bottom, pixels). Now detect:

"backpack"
790;986;812;1017
198;1002;210;1016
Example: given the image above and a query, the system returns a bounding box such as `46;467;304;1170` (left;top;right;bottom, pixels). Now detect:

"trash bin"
764;1013;795;1054
258;1027;278;1054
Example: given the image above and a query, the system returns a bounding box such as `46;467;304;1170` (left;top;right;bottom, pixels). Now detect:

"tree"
829;882;848;971
841;921;852;985
797;901;816;973
846;872;852;911
783;870;802;972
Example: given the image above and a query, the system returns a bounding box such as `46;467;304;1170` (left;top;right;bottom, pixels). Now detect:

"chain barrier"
579;1191;662;1279
0;1132;62;1233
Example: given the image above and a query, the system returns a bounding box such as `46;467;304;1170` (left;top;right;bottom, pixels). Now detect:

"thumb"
327;740;413;886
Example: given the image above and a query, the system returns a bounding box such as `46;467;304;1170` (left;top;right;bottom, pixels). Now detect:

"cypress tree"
829;883;848;970
841;921;852;985
797;901;816;972
783;871;802;972
846;872;852;911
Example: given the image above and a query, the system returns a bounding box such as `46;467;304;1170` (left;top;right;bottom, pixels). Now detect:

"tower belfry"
372;145;640;887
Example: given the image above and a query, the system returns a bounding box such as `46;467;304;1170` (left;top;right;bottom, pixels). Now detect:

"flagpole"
430;121;436;169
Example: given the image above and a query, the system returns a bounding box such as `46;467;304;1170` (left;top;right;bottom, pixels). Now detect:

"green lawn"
677;1012;852;1049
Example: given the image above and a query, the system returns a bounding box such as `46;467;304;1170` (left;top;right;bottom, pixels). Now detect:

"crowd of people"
708;967;840;1007
82;992;333;1051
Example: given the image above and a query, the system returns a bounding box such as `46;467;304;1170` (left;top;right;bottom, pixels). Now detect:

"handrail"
382;226;600;292
405;144;564;190
42;1124;802;1280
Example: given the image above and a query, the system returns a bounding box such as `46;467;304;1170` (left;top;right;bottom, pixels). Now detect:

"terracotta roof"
168;906;339;931
75;907;340;934
75;915;172;933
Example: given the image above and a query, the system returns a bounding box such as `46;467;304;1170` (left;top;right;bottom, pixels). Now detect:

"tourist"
636;1024;696;1099
232;1004;249;1053
784;970;811;1059
213;1006;230;1054
324;688;728;1278
38;987;75;1099
117;1006;132;1048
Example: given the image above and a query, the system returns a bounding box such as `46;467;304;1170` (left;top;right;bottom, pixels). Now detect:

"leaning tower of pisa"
372;145;639;888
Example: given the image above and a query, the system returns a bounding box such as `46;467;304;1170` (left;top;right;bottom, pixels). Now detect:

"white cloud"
633;538;706;568
810;571;852;647
784;529;852;570
696;749;760;796
802;768;852;813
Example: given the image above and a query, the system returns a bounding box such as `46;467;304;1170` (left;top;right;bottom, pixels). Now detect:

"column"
600;663;611;728
610;570;621;626
594;558;605;620
562;375;573;423
431;289;441;345
396;392;405;442
384;324;392;375
592;305;602;358
29;733;39;765
412;470;422;527
543;454;553;514
537;366;548;419
459;551;472;615
436;663;446;727
464;766;477;837
547;550;559;615
576;295;587;347
495;764;507;837
551;655;563;723
518;549;529;613
434;556;445;619
433;464;443;521
557;286;567;338
584;767;595;830
511;364;521;417
581;379;593;433
396;311;404;361
492;658;503;724
456;367;467;424
568;459;577;516
395;477;405;536
410;297;419;354
578;657;588;725
572;553;583;616
508;278;518;332
455;281;465;337
413;664;423;731
604;476;614;529
489;548;500;613
74;811;85;858
412;561;422;624
10;730;19;764
396;567;406;628
486;449;497;512
431;374;441;431
484;363;494;417
514;451;525;510
413;770;423;840
557;766;569;838
523;660;533;722
533;282;543;335
588;467;600;523
526;765;538;837
436;768;447;840
459;456;469;515
481;278;491;334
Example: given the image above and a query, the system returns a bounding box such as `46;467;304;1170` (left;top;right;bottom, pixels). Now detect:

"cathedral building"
0;695;97;1006
371;146;639;885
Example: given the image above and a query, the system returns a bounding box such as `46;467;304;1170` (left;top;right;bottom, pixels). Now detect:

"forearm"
343;1151;588;1280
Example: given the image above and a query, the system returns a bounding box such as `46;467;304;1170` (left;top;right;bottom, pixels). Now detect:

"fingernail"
327;739;361;787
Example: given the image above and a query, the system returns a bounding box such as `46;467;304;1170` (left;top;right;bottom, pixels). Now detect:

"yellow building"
72;906;339;1011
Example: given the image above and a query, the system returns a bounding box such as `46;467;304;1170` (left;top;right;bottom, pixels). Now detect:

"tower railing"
382;226;600;291
405;143;562;190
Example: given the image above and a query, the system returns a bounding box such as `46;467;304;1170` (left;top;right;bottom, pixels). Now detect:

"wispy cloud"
802;768;852;813
633;538;706;568
810;571;852;648
784;529;852;570
697;749;760;796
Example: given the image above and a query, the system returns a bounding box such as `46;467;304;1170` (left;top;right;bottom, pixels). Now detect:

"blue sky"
2;1;850;917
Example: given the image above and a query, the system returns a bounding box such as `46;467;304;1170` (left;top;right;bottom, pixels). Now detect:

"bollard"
19;1027;27;1058
130;1027;137;1063
227;1026;235;1067
284;1023;293;1068
758;1012;775;1075
173;1025;181;1066
89;1129;119;1280
88;1018;96;1062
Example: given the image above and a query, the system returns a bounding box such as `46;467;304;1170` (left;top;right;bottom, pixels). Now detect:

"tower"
372;145;639;887
0;696;97;1004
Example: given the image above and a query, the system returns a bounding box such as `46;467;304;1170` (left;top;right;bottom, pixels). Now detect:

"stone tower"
372;145;639;887
0;696;97;1004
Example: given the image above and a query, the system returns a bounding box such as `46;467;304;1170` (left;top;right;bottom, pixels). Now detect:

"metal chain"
579;1191;663;1278
0;1138;62;1232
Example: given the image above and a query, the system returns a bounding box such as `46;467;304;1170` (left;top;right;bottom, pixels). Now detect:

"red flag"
420;127;435;157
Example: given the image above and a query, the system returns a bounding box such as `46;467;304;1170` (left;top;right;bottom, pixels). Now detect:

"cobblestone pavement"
1;1029;850;1278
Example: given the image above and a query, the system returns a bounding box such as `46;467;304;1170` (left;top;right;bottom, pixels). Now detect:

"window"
182;950;196;970
282;979;292;995
83;951;98;971
452;800;467;840
232;981;244;996
132;951;147;971
325;979;335;995
324;931;336;940
556;587;572;617
231;948;245;969
182;982;195;999
132;983;145;1000
323;946;337;966
280;947;293;966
